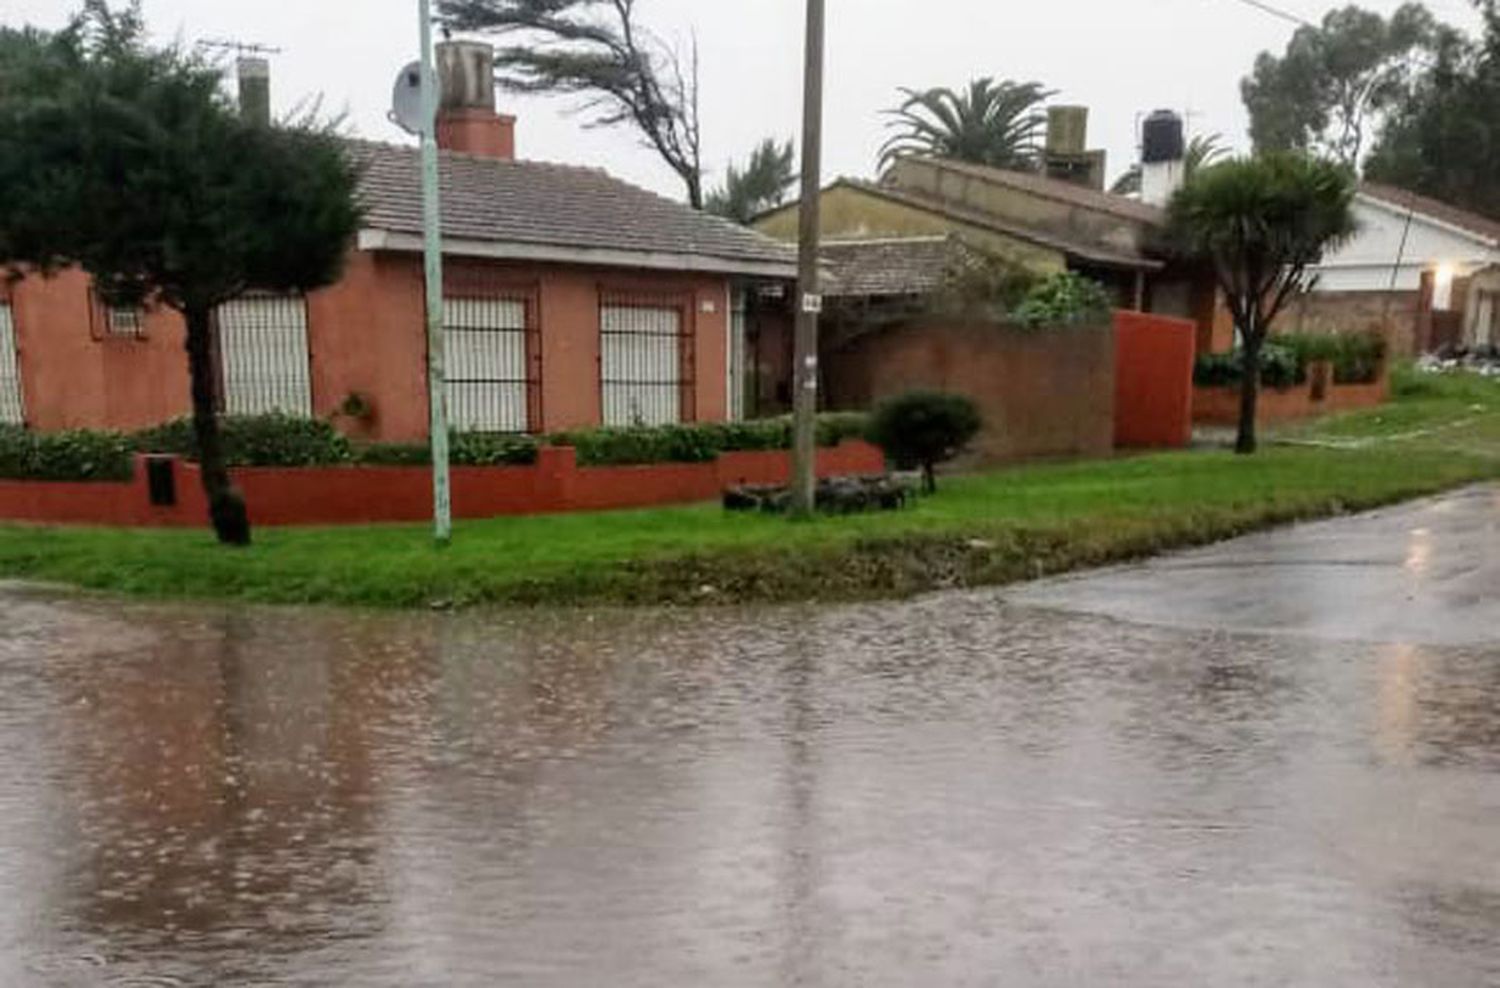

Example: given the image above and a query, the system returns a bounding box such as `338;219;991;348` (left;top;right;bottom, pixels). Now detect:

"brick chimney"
435;40;514;160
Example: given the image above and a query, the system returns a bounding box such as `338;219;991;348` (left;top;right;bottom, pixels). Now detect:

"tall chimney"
1140;109;1186;207
435;40;515;160
237;56;271;127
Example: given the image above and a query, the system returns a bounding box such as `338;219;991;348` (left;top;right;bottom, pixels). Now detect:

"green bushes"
1011;272;1113;330
1194;343;1305;389
1276;331;1387;384
0;411;868;481
0;425;135;482
1195;332;1387;390
866;390;982;493
134;414;353;467
549;414;870;466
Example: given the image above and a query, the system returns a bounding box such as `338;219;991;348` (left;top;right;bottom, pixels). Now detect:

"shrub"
1276;331;1386;384
551;414;869;467
0;425;136;482
866;390;982;493
353;434;539;467
1194;343;1305;390
1011;272;1113;330
133;414;352;467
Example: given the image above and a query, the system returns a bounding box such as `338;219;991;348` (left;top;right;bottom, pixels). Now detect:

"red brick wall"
1114;311;1196;448
0;442;884;528
1271;290;1421;358
822;317;1116;464
3;254;735;440
1192;376;1390;425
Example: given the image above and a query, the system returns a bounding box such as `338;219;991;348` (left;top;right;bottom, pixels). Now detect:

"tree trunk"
922;461;937;495
184;305;251;546
1236;335;1262;456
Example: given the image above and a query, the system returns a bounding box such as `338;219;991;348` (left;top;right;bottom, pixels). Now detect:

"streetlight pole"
418;0;452;545
789;0;825;519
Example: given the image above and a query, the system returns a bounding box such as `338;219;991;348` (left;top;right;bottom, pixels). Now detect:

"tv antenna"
196;38;283;58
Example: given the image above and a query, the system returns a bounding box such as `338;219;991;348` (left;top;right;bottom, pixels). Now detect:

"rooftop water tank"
1142;110;1185;164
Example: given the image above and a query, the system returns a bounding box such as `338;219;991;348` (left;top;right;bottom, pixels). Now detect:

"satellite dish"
389;61;435;136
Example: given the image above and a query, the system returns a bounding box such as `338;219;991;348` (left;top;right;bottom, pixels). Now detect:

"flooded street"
3;490;1500;986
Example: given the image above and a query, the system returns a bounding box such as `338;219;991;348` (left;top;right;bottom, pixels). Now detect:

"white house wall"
1311;197;1498;293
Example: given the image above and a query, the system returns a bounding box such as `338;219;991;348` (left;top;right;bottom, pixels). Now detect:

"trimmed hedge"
1194;343;1305;390
1276;331;1387;384
550;413;871;467
0;425;136;482
134;414;353;467
0;412;868;481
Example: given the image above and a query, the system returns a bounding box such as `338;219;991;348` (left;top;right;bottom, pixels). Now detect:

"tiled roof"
819;179;1162;271
822;235;984;298
351;141;797;274
1360;182;1500;245
912;158;1167;227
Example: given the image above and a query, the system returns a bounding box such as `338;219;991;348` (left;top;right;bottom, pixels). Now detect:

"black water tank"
1142;110;1185;164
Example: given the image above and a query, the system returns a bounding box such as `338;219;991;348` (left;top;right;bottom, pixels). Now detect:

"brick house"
0;41;795;440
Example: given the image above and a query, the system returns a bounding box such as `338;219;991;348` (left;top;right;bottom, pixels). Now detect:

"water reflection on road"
1;495;1499;985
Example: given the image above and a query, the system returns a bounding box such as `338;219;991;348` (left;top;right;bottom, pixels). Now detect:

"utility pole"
790;0;826;519
418;0;452;545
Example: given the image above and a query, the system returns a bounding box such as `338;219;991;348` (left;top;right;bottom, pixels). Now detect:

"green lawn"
3;369;1499;609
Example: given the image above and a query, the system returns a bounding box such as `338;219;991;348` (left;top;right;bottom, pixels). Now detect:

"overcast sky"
8;0;1486;201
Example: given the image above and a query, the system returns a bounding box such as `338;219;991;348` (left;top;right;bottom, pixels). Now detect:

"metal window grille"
106;307;144;338
600;295;693;427
216;295;313;416
0;303;22;424
444;293;537;433
729;289;748;422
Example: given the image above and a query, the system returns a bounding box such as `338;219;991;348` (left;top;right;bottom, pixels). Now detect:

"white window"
216;295;312;416
600;303;686;427
444;295;531;432
0;303;22;424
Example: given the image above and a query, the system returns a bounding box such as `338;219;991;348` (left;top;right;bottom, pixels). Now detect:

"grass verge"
1;370;1498;610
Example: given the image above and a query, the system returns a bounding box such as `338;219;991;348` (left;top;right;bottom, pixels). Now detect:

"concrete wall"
822;318;1116;465
3;253;734;439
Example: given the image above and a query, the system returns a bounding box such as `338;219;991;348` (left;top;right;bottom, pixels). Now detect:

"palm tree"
879;78;1054;174
706;138;797;225
1110;133;1229;196
1167;153;1357;454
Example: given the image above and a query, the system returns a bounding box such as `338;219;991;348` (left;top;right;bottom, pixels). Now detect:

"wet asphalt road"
1;487;1498;986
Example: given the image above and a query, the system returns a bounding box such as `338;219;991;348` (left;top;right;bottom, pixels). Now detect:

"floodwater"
2;489;1500;986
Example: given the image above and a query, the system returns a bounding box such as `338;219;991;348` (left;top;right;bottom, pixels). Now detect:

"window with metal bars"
444;291;538;433
89;289;147;341
0;303;23;425
215;294;313;416
599;292;694;427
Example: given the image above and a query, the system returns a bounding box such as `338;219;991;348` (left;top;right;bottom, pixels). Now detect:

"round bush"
866;390;982;493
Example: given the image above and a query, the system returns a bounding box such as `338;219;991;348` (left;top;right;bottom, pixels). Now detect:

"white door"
600;304;683;427
444;296;531;432
217;295;312;416
0;304;22;424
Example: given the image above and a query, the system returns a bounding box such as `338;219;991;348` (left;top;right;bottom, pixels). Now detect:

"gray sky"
7;0;1486;200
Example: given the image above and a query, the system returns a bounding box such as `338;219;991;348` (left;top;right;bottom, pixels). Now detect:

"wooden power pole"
790;0;826;519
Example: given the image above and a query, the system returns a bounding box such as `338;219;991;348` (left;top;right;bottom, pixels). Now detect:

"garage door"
600;303;687;427
0;304;23;425
217;295;312;416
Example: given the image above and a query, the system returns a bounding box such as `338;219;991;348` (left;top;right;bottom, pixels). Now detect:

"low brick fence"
0;442;886;528
1192;374;1390;426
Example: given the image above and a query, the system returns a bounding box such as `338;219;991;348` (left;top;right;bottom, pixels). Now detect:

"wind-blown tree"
1366;1;1500;217
706;138;797;225
879;78;1053;174
1110;133;1229;196
1168;154;1357;454
439;0;705;208
0;2;361;545
1241;3;1443;166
